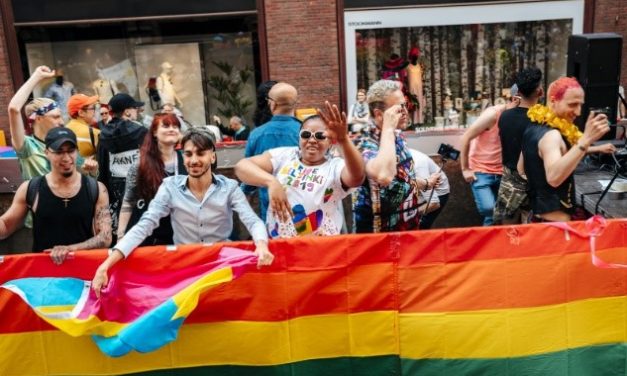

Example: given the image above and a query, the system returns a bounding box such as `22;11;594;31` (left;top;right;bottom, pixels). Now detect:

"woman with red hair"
117;113;186;245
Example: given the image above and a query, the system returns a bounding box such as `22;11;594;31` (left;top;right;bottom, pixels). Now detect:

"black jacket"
97;117;148;230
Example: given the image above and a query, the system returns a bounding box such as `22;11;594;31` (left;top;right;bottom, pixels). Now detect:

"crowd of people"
0;64;613;296
460;67;613;226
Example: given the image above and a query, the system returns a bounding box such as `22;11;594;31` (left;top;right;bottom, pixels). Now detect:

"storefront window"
18;17;259;126
344;1;584;127
354;20;571;126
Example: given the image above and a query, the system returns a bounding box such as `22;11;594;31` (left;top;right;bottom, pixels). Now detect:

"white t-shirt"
409;149;450;204
268;147;351;238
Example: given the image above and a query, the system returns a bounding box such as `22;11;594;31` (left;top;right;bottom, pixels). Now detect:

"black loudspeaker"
567;33;622;134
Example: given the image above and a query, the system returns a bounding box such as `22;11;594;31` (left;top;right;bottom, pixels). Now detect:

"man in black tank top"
522;77;610;222
0;128;112;263
493;67;543;224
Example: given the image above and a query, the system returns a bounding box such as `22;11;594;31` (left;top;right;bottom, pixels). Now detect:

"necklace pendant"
62;198;70;208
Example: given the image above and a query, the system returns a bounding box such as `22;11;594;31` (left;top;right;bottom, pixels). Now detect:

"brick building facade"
0;0;624;144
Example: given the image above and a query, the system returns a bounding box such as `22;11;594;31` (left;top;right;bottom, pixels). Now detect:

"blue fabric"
470;172;501;226
245;115;300;220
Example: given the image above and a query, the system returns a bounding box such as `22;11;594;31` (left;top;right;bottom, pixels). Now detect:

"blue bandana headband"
35;102;59;116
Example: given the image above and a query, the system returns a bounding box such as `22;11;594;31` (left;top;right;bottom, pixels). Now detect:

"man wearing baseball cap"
66;93;100;157
97;93;148;239
0;127;112;262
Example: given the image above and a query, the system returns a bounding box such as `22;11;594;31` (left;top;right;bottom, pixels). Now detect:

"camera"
590;106;611;119
437;143;460;161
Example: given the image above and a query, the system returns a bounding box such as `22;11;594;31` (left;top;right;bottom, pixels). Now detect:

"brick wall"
592;0;627;87
0;6;14;145
263;0;340;109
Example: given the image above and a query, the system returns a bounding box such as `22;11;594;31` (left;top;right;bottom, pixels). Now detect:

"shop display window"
18;17;259;126
344;1;584;127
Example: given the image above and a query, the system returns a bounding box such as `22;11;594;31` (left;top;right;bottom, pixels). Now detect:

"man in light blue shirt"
91;128;273;296
245;82;301;220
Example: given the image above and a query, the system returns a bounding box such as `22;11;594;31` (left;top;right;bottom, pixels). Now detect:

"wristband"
577;142;588;152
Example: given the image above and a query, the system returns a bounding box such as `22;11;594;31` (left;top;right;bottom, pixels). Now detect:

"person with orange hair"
522;77;610;222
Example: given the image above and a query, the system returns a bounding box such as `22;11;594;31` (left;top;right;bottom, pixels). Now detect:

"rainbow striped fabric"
1;220;627;375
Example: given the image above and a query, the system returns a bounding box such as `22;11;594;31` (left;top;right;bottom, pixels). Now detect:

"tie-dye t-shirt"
267;147;352;238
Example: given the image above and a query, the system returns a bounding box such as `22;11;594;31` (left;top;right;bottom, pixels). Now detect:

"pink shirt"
469;110;503;175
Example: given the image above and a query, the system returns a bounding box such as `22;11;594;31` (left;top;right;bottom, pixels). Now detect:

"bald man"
245;82;301;220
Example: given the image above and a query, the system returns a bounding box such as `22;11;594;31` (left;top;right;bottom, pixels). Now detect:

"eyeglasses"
266;96;276;102
300;130;326;141
100;111;109;116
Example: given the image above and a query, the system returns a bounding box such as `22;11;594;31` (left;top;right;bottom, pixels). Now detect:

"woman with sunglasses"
116;113;186;245
235;102;365;238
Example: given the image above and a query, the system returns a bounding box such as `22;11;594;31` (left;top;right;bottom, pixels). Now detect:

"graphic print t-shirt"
268;147;351;238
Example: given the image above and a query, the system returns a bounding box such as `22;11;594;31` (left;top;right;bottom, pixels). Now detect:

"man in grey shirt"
91;128;273;296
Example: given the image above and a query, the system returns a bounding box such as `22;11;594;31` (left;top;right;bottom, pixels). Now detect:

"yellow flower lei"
527;104;582;146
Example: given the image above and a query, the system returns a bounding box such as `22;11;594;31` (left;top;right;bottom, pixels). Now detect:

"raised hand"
33;66;56;81
583;112;610;145
318;101;348;143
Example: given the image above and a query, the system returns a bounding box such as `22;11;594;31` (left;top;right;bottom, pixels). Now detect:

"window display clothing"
266;147;352;238
353;123;421;233
114;174;268;257
156;73;178;107
522;125;575;216
407;63;425;124
245;115;301;220
97;117;148;235
66;118;100;157
92;79;118;105
44;81;75;121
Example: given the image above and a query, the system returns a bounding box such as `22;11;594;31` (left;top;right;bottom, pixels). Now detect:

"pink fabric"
544;216;627;269
77;247;257;322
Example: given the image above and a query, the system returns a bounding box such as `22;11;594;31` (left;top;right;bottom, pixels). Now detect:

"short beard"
188;165;211;179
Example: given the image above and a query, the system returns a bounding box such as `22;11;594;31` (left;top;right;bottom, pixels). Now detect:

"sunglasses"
300;130;326;141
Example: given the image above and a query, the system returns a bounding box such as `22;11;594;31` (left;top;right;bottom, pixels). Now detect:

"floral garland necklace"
527;104;582;146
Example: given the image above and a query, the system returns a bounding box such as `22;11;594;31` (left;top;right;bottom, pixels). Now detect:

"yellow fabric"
0;311;397;375
400;295;627;360
66;118;100;157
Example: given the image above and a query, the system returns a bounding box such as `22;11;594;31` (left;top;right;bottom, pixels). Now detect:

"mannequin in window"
407;47;425;125
156;62;183;109
92;70;119;105
44;69;75;121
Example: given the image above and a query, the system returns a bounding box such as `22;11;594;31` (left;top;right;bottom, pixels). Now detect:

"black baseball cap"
45;127;77;151
108;93;144;114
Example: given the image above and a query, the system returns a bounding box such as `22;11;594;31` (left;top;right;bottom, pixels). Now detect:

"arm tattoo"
69;205;113;251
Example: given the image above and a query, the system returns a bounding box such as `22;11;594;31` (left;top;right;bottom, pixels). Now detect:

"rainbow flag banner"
1;247;256;357
1;220;627;375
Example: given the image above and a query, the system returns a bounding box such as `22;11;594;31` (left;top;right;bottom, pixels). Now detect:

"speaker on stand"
567;33;623;138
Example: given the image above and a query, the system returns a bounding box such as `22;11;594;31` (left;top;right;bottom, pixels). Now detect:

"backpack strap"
26;176;43;212
83;175;100;210
88;126;96;150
